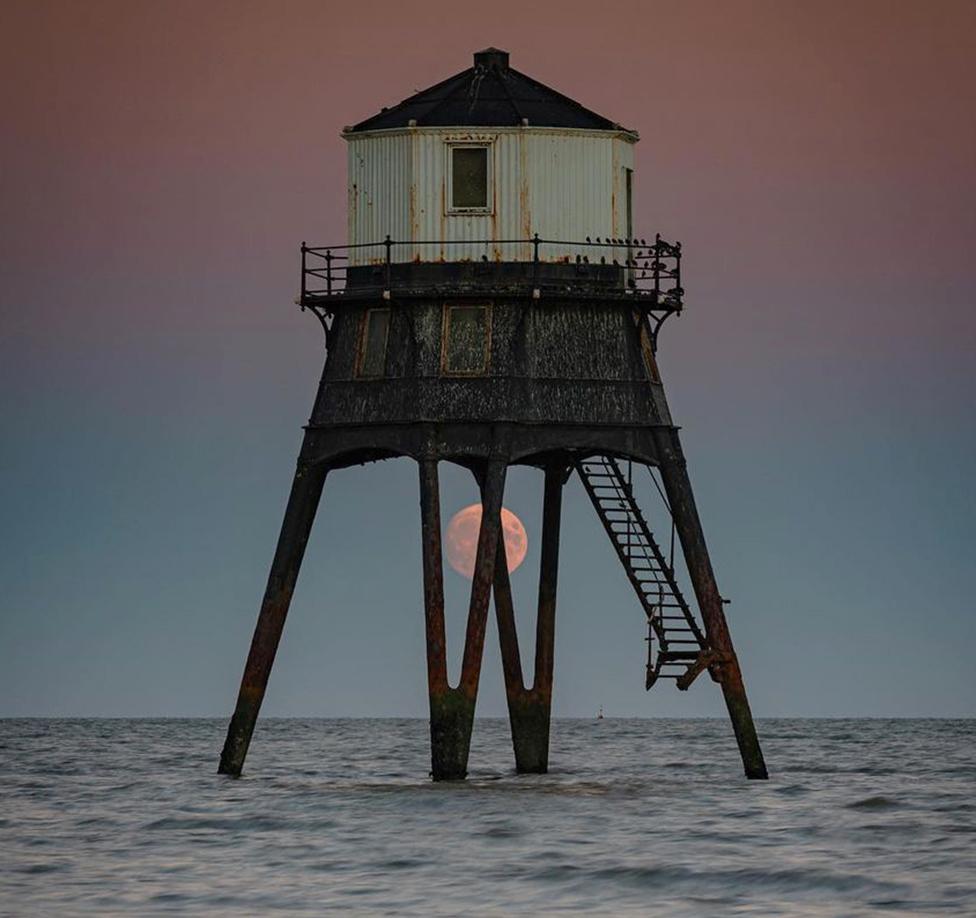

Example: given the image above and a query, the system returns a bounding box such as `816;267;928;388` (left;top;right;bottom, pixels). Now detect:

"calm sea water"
1;718;973;915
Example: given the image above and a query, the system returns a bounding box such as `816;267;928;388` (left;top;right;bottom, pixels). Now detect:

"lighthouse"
218;48;768;781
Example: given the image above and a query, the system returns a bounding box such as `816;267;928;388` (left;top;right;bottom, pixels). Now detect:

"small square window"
357;308;390;377
450;146;489;210
442;304;491;375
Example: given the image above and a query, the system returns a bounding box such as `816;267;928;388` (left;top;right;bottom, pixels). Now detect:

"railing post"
674;241;682;311
325;249;333;298
384;234;392;296
300;241;307;310
653;232;662;305
532;233;541;298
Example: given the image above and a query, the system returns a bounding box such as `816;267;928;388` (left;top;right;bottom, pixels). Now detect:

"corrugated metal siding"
526;132;612;262
346;127;637;265
347;133;411;265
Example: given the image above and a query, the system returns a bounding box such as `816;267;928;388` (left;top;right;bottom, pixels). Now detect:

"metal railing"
299;234;683;309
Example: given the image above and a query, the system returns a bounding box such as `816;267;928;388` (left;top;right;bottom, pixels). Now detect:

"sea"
1;718;973;915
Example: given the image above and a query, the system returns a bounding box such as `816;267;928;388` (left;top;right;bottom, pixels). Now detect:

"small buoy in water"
597;705;604;720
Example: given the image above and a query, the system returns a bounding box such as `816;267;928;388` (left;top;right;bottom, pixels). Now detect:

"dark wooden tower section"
219;49;768;780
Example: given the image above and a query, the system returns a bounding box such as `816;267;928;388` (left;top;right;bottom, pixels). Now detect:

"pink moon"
445;504;528;579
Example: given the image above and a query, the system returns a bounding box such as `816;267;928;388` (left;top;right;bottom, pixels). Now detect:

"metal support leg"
419;456;507;780
653;428;768;779
494;465;564;773
218;456;327;776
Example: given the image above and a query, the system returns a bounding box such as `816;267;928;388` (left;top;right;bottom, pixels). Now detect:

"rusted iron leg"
493;542;534;769
218;457;327;776
530;466;563;763
418;456;456;780
419;457;507;780
653;429;769;780
493;465;563;773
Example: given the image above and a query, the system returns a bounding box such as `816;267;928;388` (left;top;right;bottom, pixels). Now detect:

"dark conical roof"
347;48;629;134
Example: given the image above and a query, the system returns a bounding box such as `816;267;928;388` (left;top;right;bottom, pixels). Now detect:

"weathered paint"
345;127;636;265
313;299;668;430
347;130;412;249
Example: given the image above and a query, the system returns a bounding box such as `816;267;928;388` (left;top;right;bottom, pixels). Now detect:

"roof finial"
474;48;509;71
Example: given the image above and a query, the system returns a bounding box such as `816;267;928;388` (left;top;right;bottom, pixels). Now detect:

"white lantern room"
343;49;638;266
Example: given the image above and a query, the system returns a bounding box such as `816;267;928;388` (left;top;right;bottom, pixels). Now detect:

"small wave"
846;795;901;811
378;858;424;870
775;783;810;797
481;822;524;839
17;862;69;875
143;815;291;832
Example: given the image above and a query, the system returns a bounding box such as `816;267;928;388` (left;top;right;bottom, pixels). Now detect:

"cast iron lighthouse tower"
219;48;768;780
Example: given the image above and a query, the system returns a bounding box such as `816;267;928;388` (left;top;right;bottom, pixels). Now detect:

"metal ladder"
576;454;714;690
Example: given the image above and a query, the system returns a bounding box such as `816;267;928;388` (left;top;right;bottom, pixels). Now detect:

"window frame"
440;302;492;376
356;306;391;378
445;143;493;215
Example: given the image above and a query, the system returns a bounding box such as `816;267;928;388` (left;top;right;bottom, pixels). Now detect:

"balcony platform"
299;235;683;312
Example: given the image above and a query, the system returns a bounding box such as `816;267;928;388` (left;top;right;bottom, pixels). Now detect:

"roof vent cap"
474;47;509;71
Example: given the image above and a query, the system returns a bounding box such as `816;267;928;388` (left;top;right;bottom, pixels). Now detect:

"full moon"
445;504;528;579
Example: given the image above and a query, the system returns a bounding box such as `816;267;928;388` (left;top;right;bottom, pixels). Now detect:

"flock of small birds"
585;236;649;245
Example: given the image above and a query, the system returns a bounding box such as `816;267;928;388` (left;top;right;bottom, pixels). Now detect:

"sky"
1;0;974;720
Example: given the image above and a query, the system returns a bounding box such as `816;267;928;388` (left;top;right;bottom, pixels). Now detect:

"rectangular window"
357;308;390;377
442;304;490;375
450;146;489;210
